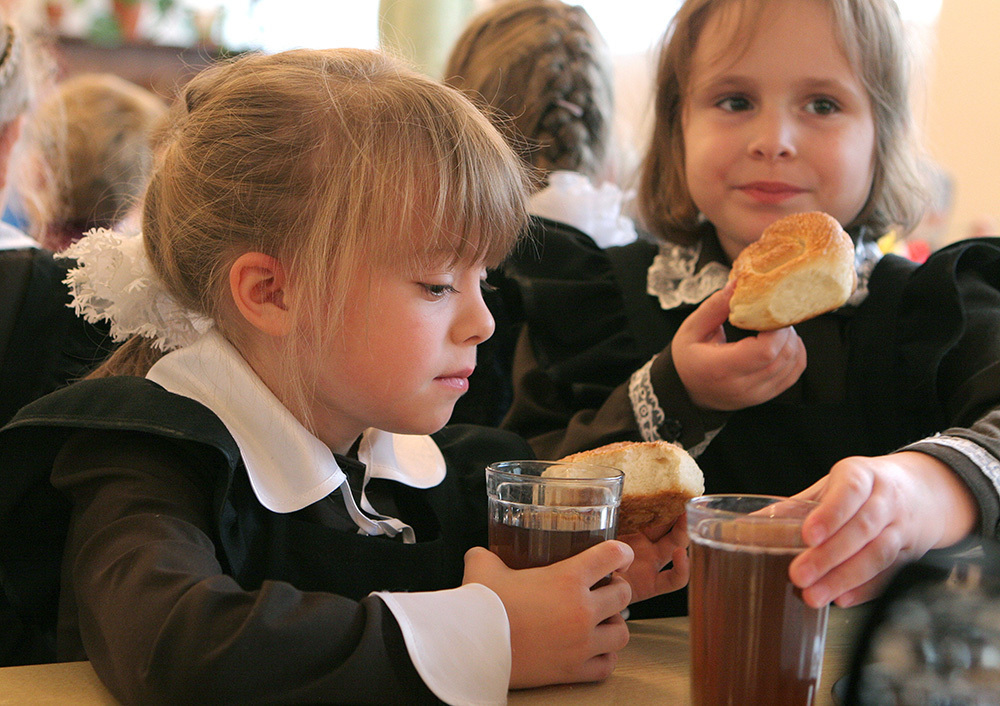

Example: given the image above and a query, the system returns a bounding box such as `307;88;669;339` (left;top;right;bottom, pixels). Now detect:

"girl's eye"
806;97;840;115
717;95;753;112
480;278;497;294
421;283;457;298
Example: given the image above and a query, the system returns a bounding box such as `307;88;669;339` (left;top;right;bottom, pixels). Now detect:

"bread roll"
559;441;704;535
728;211;856;331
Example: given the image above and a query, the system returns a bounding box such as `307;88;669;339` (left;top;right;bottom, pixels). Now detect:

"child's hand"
463;541;634;689
616;517;690;603
789;451;978;608
672;282;806;411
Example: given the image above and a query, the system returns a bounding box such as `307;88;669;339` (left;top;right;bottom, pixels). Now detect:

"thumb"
683;282;734;343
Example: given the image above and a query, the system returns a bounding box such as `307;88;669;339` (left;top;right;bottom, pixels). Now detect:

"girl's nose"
748;109;796;160
456;284;496;346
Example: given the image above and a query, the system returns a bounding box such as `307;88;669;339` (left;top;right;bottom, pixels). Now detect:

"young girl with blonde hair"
501;0;1000;617
0;49;688;702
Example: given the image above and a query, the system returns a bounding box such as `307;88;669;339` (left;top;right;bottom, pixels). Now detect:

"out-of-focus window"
53;0;945;55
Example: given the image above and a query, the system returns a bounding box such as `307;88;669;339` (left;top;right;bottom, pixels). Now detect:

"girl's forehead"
690;0;854;81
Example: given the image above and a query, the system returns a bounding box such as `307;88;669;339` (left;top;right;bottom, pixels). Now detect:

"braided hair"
444;0;614;185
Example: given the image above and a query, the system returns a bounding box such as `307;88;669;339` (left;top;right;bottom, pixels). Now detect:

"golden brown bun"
559;441;704;535
728;211;857;331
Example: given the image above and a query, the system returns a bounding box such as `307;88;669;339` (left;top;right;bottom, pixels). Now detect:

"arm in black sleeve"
52;429;438;706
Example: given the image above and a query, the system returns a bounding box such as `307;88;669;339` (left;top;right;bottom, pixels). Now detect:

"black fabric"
0;248;33;361
0;248;115;428
0;377;237;667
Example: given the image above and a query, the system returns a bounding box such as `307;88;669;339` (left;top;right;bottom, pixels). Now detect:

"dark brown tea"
487;496;617;573
489;519;608;569
689;536;828;706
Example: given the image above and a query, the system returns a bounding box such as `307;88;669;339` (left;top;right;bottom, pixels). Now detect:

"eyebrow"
690;73;865;100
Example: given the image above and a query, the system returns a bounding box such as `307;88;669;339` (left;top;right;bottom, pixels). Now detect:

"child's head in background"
639;0;926;254
0;19;39;213
26;73;167;252
443;0;614;186
103;49;529;442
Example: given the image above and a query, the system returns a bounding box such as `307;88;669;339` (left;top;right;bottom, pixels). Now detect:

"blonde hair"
92;49;529;427
638;0;926;245
443;0;614;185
27;73;167;251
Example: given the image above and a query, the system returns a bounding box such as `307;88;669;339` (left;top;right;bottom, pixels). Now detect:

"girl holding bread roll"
501;0;1000;616
0;49;690;701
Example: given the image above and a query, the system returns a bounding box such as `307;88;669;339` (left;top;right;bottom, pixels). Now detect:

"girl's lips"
738;182;805;205
435;369;474;392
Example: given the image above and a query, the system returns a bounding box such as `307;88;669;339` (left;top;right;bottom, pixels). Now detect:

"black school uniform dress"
500;224;1000;616
0;226;114;428
0;330;528;705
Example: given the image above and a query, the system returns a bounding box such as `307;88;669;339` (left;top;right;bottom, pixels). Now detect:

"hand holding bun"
728;211;857;331
559;441;704;535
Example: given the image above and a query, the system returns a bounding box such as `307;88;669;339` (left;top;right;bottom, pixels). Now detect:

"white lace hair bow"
60;228;214;351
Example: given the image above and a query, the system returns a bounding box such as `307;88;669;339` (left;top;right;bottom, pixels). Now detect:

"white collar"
146;330;446;516
0;222;39;251
528;170;639;249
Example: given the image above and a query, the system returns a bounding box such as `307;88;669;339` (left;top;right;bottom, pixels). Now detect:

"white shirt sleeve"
374;583;511;706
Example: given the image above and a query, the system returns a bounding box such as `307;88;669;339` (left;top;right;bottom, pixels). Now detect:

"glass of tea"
486;460;623;571
687;494;830;706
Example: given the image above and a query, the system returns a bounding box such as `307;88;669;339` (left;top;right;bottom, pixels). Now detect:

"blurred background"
7;0;997;247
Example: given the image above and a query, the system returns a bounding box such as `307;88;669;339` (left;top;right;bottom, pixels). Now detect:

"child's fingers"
650;546;690;596
797;530;907;609
569;540;635;587
574;651;620;684
593;611;629;651
683;283;735;342
590;573;632;618
791;492;900;597
798;461;874;547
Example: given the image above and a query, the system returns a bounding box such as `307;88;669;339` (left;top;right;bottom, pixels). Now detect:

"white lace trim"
646;240;730;309
646;235;883;311
849;238;884;306
687;427;721;460
59;228;214;351
528;170;638;249
910;435;1000;499
628;357;666;441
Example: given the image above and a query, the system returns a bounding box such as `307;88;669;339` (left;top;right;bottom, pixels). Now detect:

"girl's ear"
229;252;294;336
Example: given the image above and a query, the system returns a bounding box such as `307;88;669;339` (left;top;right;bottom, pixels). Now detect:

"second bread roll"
728;211;856;331
559;440;704;535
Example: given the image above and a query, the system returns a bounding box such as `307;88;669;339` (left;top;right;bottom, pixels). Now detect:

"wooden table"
508;606;865;705
0;607;865;705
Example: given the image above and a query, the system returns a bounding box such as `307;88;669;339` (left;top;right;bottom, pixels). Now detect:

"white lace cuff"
629;357;666;442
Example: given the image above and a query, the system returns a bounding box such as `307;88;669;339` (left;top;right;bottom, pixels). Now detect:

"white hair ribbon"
59;228;213;351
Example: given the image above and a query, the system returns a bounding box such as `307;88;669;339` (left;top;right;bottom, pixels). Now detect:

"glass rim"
486;459;624;482
686;493;820;519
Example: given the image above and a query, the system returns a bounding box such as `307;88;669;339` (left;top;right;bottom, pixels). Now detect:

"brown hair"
638;0;926;245
26;73;168;251
92;49;529;428
443;0;614;185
